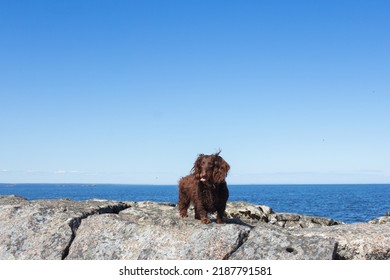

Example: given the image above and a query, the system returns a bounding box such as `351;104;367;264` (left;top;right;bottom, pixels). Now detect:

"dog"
178;151;230;224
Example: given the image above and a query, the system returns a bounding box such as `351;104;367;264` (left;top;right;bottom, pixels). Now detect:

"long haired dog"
178;151;230;224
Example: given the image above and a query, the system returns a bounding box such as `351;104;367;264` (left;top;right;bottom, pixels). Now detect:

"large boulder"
0;195;130;259
66;214;249;260
292;223;390;260
230;223;337;260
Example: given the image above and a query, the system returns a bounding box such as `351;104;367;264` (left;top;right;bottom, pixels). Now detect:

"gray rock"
225;201;273;224
268;212;343;229
368;211;390;224
67;214;249;260
118;201;180;226
0;197;130;259
292;223;390;260
66;201;249;260
223;201;343;229
0;195;28;205
230;223;337;260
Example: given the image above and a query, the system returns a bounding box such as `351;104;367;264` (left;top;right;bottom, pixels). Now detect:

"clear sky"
1;0;389;184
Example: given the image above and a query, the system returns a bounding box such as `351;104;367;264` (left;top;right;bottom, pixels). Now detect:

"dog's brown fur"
178;152;230;224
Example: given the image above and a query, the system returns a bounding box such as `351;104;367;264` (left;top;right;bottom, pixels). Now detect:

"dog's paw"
179;210;188;218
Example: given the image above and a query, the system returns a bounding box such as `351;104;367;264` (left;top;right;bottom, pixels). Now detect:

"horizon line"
1;182;389;186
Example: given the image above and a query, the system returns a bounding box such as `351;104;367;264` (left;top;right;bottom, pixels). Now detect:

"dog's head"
191;151;230;185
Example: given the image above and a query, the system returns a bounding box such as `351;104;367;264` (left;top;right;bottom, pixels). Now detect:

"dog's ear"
213;155;230;184
191;154;204;178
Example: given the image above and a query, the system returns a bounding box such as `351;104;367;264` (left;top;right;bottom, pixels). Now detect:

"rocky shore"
1;195;389;260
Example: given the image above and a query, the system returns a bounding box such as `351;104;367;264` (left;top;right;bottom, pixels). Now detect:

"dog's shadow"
208;217;254;228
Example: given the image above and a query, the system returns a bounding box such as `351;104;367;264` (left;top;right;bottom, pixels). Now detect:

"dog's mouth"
200;177;207;182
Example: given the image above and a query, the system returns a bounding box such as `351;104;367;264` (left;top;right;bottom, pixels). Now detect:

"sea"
0;183;389;224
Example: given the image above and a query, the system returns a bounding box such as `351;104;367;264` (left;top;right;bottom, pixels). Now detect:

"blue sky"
1;0;389;184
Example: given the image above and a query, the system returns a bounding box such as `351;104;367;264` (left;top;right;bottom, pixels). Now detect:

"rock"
66;201;249;260
230;223;337;260
1;196;389;260
118;201;180;226
292;223;390;260
225;201;273;224
268;212;343;229
0;195;28;205
368;212;390;224
0;197;130;260
223;201;343;229
67;214;250;260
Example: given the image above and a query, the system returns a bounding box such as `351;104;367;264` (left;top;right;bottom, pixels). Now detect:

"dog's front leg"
195;203;210;224
216;209;225;224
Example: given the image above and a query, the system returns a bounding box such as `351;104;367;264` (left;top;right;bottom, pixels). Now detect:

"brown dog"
178;151;230;224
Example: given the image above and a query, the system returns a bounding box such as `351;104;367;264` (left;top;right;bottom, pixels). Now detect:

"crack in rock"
223;228;251;260
61;203;131;259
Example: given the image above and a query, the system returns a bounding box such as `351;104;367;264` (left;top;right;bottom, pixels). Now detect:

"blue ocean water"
0;183;389;223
